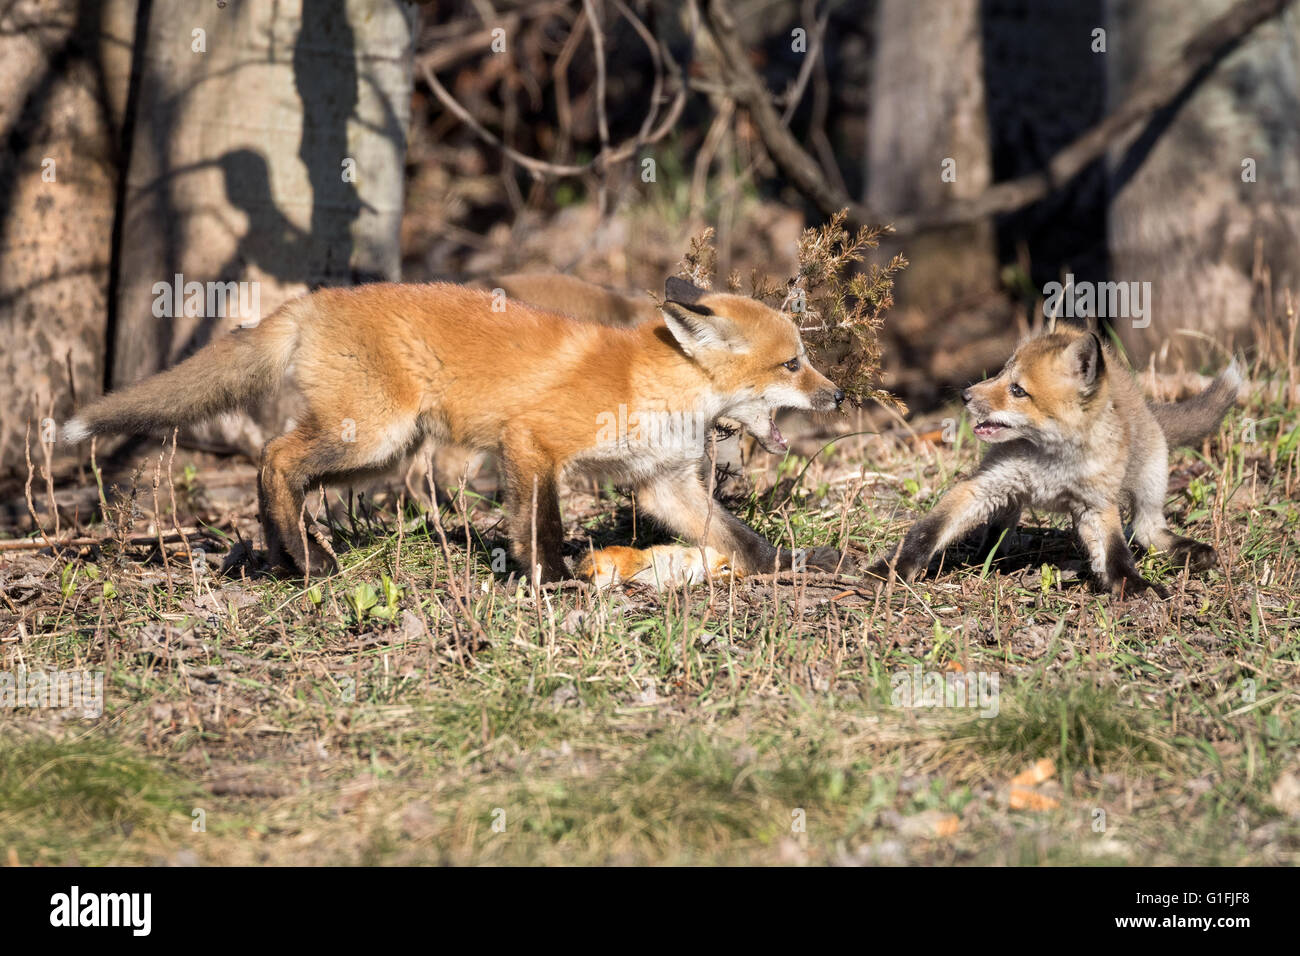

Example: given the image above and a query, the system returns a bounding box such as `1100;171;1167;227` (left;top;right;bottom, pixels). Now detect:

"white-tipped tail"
1148;357;1244;448
1222;357;1245;395
62;417;91;444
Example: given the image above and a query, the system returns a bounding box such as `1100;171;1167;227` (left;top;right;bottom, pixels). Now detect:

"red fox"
479;273;662;327
65;277;844;581
866;327;1241;597
407;273;660;496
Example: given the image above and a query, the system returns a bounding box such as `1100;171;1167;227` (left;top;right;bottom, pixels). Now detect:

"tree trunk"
0;0;126;477
109;0;417;455
866;0;1006;403
1106;0;1300;366
867;0;998;316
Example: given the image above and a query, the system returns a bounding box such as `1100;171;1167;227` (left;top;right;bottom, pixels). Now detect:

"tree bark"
1106;0;1300;365
109;0;417;455
0;0;126;476
866;0;998;316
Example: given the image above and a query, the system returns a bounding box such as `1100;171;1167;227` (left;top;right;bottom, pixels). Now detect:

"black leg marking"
1103;531;1168;599
866;512;945;584
1166;534;1217;573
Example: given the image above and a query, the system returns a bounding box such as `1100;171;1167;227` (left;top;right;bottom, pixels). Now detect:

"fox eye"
1009;383;1029;398
782;357;801;372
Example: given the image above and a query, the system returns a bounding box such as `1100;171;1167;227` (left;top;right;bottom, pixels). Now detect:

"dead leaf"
1008;787;1060;811
896;809;961;838
1010;757;1056;787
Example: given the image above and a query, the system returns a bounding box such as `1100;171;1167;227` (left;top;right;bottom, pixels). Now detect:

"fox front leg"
635;466;840;575
866;476;1012;584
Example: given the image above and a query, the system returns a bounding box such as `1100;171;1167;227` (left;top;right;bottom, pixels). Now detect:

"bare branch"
418;1;686;182
702;0;1295;234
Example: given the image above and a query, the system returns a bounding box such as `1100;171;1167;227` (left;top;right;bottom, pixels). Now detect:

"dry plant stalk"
678;226;719;290
672;210;906;409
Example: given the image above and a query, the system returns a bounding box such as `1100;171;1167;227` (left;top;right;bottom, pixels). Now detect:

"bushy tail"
63;319;295;444
1148;360;1243;448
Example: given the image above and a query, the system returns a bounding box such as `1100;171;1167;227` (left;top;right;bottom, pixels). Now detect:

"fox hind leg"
259;429;336;575
260;415;424;575
1076;504;1168;598
500;448;570;583
1129;449;1217;573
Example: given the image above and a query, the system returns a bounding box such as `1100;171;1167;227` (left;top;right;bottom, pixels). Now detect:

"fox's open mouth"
766;416;788;452
738;411;791;455
973;419;1011;438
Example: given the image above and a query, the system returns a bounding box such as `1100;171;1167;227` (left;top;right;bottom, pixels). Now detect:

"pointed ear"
1068;332;1105;390
665;276;709;307
660;302;744;356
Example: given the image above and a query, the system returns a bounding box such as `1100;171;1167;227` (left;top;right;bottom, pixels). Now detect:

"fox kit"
406;273;663;495
65;277;844;581
867;327;1241;597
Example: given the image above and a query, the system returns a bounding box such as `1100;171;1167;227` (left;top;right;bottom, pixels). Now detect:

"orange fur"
67;279;846;580
575;544;733;589
479;273;662;327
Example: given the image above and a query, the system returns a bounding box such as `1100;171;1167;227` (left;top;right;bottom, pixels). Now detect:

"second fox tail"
1148;360;1243;448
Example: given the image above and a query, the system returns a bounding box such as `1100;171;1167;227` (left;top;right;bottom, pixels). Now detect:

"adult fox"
65;277;844;581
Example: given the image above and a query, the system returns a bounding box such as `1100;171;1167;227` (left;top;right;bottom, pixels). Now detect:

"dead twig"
22;419;52;550
702;0;1295;234
417;0;685;181
0;525;231;553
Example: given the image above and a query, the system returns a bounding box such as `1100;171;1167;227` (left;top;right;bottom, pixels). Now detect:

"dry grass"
2;350;1299;866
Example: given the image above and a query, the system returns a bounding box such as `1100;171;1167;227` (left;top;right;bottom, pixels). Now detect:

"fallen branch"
0;525;229;553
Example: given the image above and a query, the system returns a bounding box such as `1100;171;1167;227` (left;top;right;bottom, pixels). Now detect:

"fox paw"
798;545;844;573
1168;539;1217;574
862;558;892;584
302;542;339;577
862;554;917;586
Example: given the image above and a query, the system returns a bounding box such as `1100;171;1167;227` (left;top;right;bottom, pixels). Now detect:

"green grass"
0;734;197;865
2;359;1298;865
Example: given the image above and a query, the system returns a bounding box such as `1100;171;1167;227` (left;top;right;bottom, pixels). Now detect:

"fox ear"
660;302;744;356
665;276;709;307
1069;331;1105;390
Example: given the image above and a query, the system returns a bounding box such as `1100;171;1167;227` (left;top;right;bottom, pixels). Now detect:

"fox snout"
962;385;990;418
815;386;846;411
806;368;845;411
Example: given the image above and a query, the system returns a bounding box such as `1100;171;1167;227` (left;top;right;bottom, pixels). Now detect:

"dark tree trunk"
1107;0;1300;366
